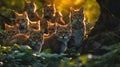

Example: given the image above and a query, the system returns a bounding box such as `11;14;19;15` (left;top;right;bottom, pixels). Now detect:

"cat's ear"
15;23;19;27
79;8;84;16
4;23;12;29
51;1;55;7
23;11;28;17
4;23;9;28
70;7;74;13
52;2;56;16
79;8;83;12
13;10;19;17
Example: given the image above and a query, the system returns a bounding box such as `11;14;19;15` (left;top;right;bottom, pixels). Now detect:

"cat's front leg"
61;42;68;53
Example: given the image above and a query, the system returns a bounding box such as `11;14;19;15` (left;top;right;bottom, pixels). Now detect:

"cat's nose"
62;35;65;39
30;9;34;11
62;36;64;39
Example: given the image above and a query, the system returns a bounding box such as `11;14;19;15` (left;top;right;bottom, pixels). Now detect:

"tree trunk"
80;0;120;55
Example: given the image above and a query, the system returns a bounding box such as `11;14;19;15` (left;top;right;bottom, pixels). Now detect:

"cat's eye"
7;31;11;33
31;5;34;8
73;14;77;16
22;19;24;21
51;28;54;30
12;31;15;33
24;19;28;21
34;27;38;29
59;31;62;33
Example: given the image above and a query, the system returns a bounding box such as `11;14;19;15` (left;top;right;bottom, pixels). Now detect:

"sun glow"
53;0;100;23
50;0;100;34
74;0;85;5
54;0;85;13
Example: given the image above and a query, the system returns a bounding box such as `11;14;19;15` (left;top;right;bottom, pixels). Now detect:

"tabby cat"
43;2;56;21
28;30;44;51
24;0;41;21
29;20;40;30
14;11;30;33
4;23;20;40
40;23;72;53
68;7;86;48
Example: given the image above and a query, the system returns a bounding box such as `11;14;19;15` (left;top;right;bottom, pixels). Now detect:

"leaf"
32;63;45;67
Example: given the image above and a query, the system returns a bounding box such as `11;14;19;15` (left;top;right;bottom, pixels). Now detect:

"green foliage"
0;44;82;67
0;43;120;67
85;43;120;67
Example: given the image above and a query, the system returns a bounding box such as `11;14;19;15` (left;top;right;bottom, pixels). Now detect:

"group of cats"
3;0;86;54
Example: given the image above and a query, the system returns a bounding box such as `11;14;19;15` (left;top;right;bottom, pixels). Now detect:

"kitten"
68;7;86;48
24;0;41;21
43;2;56;21
29;20;40;30
40;23;72;53
4;23;20;40
28;30;44;51
47;21;56;35
14;11;30;33
53;11;65;25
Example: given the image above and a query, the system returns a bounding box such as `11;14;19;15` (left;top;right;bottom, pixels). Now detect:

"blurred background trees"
0;0;120;67
0;0;100;30
81;0;120;54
